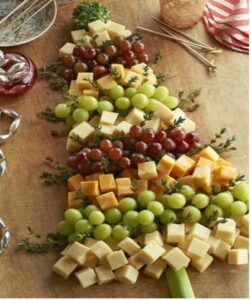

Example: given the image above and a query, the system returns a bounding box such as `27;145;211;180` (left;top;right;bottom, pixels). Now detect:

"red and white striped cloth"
203;0;249;53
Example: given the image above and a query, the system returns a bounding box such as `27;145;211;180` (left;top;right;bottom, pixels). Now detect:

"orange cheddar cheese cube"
216;158;232;167
148;183;165;199
138;161;158;180
192;166;212;193
68;192;83;208
157;155;175;175
68;174;85;191
177;176;196;190
214;166;238;183
120;168;139;179
96;192;118;210
199;146;219;162
115;178;134;197
196;157;217;170
150;173;176;189
81;181;100;197
85;172;104;181
99;174;116;193
134;179;148;194
171;155;196;178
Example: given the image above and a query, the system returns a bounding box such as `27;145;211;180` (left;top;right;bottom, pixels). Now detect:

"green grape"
78;96;98;111
105;208;122;224
191;193;209;209
230;201;247;216
54;103;71;119
84;205;99;217
68;232;84;244
115;97;131;110
137;190;156;207
223;206;231;218
152;86;169;102
137;84;156;98
64;208;83;225
118;197;137;213
109;85;124;100
232;182;249;202
57;220;74;236
167;193;186;209
138;210;154;225
147;201;164;216
141;222;158;234
182;206;202;223
144;98;158;112
66;115;75;127
159;195;170;208
214;192;234;208
75;219;93;234
131;93;149;109
112;225;130;240
93;224;112;240
72;108;89;123
180;185;195;202
97;101;114;114
89;210;105;225
204;204;223;218
123;211;139;228
160;209;177;224
125;87;137;99
161;96;179;109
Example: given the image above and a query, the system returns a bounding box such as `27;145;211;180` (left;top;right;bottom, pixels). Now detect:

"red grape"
131;153;145;166
135;141;148;153
115;56;127;66
86;60;98;71
76;151;88;164
125;58;139;68
113;140;124;150
78;162;91;175
190;142;201;149
114;36;125;46
123;51;135;61
90;148;103;161
155;131;167;143
140;128;155;143
91;162;104;173
123;150;131;157
66;156;78;169
132;41;145;53
148;142;162;156
83;48;97;60
108;147;123;161
63;55;76;68
123;137;136;150
99;139;113;153
162;138;176;151
117;40;132;51
74;62;88;73
129;125;143;138
73;45;85;57
185;132;200;145
137;52;150;63
81;148;91;156
104;45;118;57
176;141;190;153
97;53;109;65
108;161;117;173
93;66;108;79
119;157;131;169
166;152;176;160
63;69;76;81
169;129;186;142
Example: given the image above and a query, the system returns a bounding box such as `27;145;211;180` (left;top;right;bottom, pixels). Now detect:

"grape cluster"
61;36;149;81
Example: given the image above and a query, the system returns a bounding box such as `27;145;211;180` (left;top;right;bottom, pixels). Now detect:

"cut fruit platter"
1;0;249;298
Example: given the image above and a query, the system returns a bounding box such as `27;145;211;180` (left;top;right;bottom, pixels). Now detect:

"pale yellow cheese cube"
215;219;236;242
79;35;93;47
100;111;119;125
95;30;112;47
84;254;99;269
182;118;196;133
199;146;219;162
188;223;211;241
207;234;221;254
88;115;100;127
88;20;107;33
95;265;115;284
240;225;249;237
83;88;99;98
212;240;231;260
143;117;161;132
157;154;175;175
131;63;154;76
187;238;210;259
216;157;232;167
52;256;78;279
128;251;145;270
177;176;196;190
114;264;139;284
118;237;141;256
138;161;158;180
214;166;238;183
125;108;145;125
100;124;116;136
171;155;196;178
71;29;86;43
162;247;190;271
114;115;125;126
105;237;120;251
241;214;249;229
225;228;240;246
166;224;185;244
177;237;191;250
115;178;133;197
154;101;174;124
234;235;249;249
91;241;112;261
75;267;97;288
170;108;186;125
107;250;128;270
143;73;157;85
97;74;117;90
68;80;81;96
144;258;167;279
84;237;98;247
123;29;132;37
110;64;125;81
76;72;94;90
123;71;143;89
196;157;217;170
145;231;163;246
192;166;212;193
61;244;71;256
99;174;116;193
115;121;132;135
66;242;90;266
190;253;214;273
228;249;248;265
107;21;126;39
59;42;76;58
140;241;166;265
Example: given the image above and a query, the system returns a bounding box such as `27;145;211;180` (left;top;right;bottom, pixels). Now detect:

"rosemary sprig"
177;212;193;224
155;72;172;85
38;60;65;79
109;67;121;81
50;129;69;138
162;180;183;194
140;111;154;127
178;88;201;112
101;39;113;46
126;32;143;42
63;95;78;102
173;116;186;127
153;51;163;65
142;65;150;83
125;75;139;87
229;175;245;187
69;133;86;146
131;179;138;193
49;79;68;92
101;156;109;173
37;108;63;123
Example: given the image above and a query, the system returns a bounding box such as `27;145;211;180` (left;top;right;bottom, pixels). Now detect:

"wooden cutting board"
0;0;248;298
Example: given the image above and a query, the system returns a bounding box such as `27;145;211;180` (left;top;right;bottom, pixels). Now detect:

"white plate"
0;0;57;47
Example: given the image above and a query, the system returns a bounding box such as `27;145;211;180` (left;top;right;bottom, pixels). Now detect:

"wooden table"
0;0;248;298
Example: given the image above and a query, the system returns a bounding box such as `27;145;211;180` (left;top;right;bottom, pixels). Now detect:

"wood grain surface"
0;0;248;298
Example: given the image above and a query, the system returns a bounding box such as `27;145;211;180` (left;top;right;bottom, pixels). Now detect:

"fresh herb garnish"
101;156;109;173
173;116;186;127
37;108;63;123
178;88;201;112
63;95;78;102
162;180;183;194
126;32;143;42
101;39;113;46
109;67;121;81
38;60;65;79
142;65;150;83
141;111;154;127
49;79;68;92
50;129;69;137
131;179;138;193
229;175;245;187
153;51;163;65
125;75;139;87
69;133;86;146
155;72;173;85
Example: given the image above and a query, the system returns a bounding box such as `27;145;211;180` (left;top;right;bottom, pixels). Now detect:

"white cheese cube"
79;35;93;47
95;265;115;284
215;218;236;242
166;224;185;244
105;237;120;251
138;161;158;180
66;241;90;266
128;251;145;270
228;249;248;265
144;258;167;279
140;241;166;265
177;237;191;250
115;121;132;135
100;124;116;136
187;238;210;259
84;254;98;268
241;214;249;228
97;74;117;90
240;225;249;237
61;244;71;256
95;30;112;47
154;101;174;124
145;231;163;246
143;117;161;132
170;108;186;125
234;235;249;249
59;42;76;58
75;267;97;288
88;115;101;127
162;247;190;271
114;265;139;284
212;240;231;260
182;118;196;133
100;111;119;125
188;223;211;241
107;250;128;270
52;256;78;279
118;237;141;256
123;70;143;89
88;20;107;33
190;253;214;273
207;234;221;254
107;21;126;39
76;72;94;90
84;237;98;247
71;29;86;43
131;63;154;76
125;108;145;125
91;241;112;261
224;228;240;246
